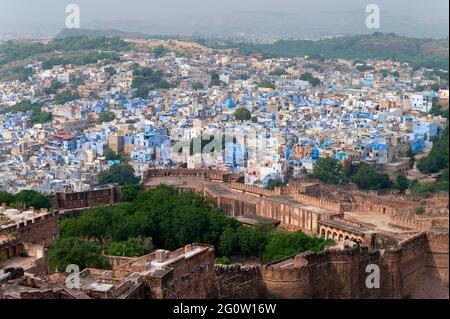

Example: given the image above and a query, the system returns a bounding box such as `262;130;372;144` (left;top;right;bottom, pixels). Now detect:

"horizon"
0;0;449;40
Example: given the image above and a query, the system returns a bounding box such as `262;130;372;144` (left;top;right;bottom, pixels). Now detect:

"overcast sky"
0;0;448;38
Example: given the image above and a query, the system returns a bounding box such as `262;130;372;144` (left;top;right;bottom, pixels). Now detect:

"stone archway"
338;234;344;242
320;228;326;238
327;230;332;240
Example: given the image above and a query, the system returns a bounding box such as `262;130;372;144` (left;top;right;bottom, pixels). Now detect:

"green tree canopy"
96;111;116;124
395;173;410;194
263;231;332;263
13;190;51;209
351;163;393;190
52;185;332;268
0;191;15;205
308;157;347;185
47;237;110;272
97;164;140;186
300;72;321;87
257;80;275;89
106;237;154;257
417;127;449;174
233;107;252;121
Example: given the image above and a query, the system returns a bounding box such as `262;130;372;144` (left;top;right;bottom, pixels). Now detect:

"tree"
31;111;52;124
351;163;393;190
54;91;80;104
152;45;168;58
211;72;221;86
395;173;409;194
300;72;321;87
215;256;231;265
415;86;425;92
97;164;140;186
257;80;275;89
106;237;154;257
410;182;437;197
13;190;51;209
121;184;143;202
309;157;347;185
237;224;270;258
269;69;287;76
417;127;449;174
47;238;110;272
192;81;204;90
104;67;117;77
134;86;150;99
431;83;440;92
262;231;332;264
103;147;119;161
0;191;14;205
438;169;449;191
415;206;426;215
265;178;285;190
233;107;251;121
61;206;111;248
219;227;239;256
57;185;331;266
96;111;116;124
44;80;64;95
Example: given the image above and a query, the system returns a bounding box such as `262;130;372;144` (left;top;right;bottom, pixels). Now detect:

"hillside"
200;33;449;70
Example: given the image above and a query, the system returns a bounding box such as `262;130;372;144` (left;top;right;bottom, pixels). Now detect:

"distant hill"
199;33;449;69
56;28;177;40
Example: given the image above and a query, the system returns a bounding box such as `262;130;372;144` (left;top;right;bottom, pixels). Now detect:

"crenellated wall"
425;231;449;284
144;169;244;183
213;265;265;299
211;231;446;299
398;232;428;292
293;193;351;213
227;182;284;197
0;212;59;247
210;246;405;299
261;246;403;299
48;187;121;210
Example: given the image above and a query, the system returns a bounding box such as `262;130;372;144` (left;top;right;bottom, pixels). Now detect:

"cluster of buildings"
0;41;448;194
0;170;447;299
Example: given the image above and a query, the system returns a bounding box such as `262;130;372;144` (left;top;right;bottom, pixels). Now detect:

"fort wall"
213;265;265;299
425;231;449;284
0;212;59;246
48;187;121;210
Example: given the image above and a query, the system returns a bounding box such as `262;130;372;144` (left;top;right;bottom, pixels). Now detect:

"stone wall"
48;187;121;211
144;169;244;183
213;265;265;299
425;231;449;284
216;197;257;217
210;246;405;299
293;193;350;213
398;232;428;292
261;246;403;299
0;213;59;247
256;198;341;235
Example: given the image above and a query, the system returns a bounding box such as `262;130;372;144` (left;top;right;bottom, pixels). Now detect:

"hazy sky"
0;0;448;38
